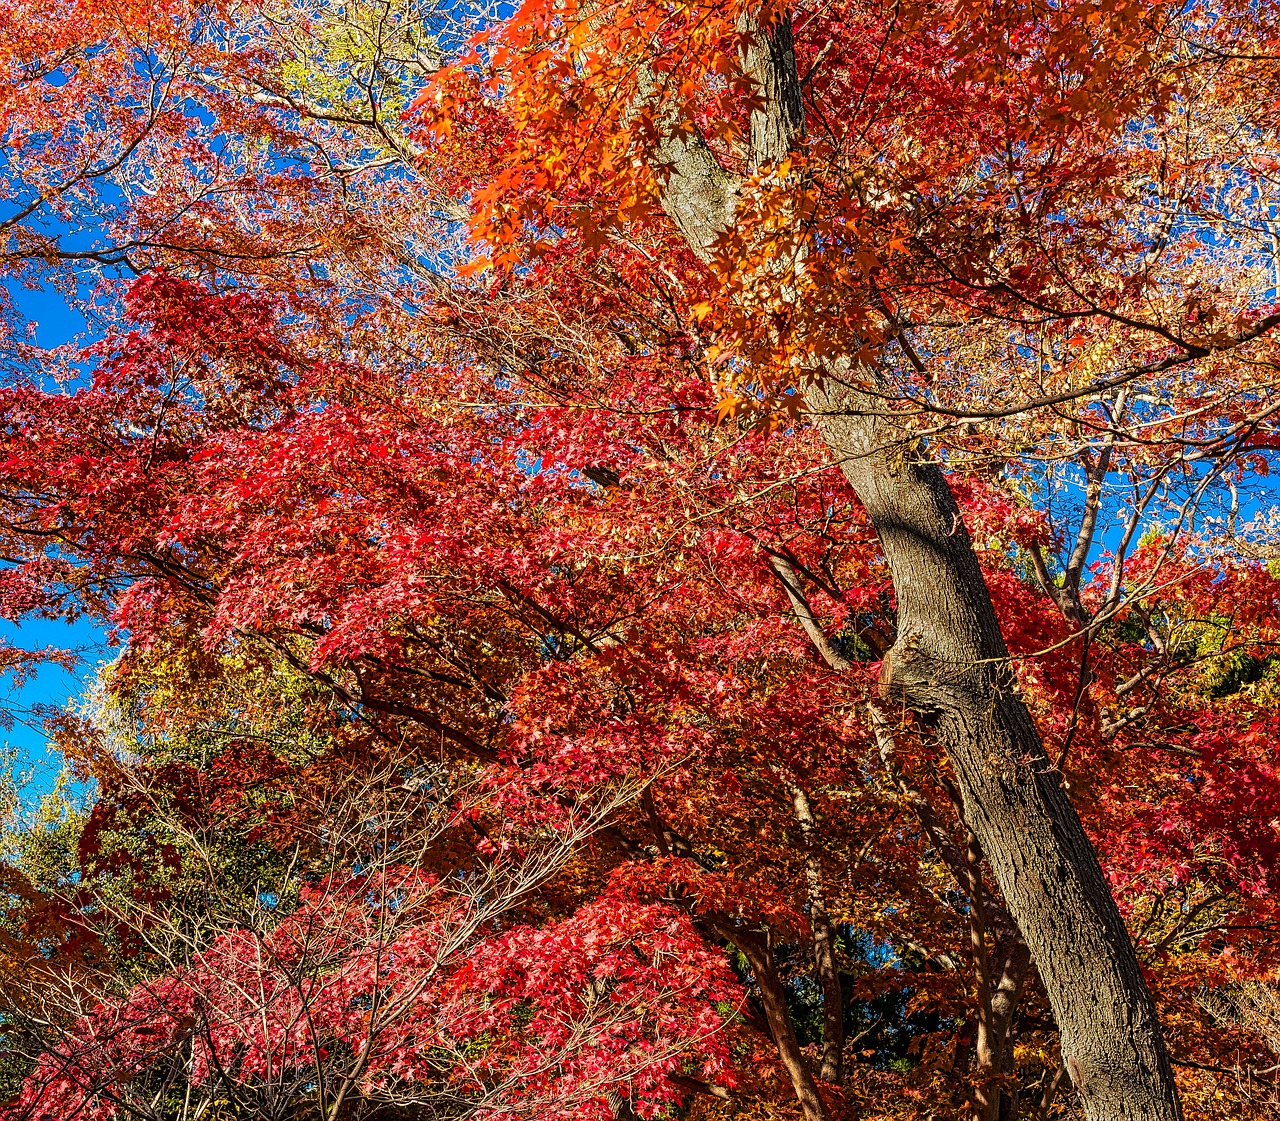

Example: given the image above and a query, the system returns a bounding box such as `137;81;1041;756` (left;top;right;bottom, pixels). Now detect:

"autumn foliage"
3;0;1280;1119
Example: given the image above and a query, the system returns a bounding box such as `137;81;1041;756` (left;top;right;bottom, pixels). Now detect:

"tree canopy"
3;0;1280;1119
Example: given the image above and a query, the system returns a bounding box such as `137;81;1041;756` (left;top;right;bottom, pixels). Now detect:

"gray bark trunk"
810;386;1179;1119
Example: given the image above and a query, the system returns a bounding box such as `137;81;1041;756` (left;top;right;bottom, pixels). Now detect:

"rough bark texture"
649;12;1184;1120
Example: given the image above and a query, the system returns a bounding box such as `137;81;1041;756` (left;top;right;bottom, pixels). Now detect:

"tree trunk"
809;384;1180;1119
787;781;844;1083
719;922;830;1121
645;12;1185;1119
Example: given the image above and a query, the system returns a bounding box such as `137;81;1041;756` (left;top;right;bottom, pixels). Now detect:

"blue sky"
2;281;110;799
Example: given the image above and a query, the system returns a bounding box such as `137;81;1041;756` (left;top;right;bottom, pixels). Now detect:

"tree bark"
647;12;1184;1120
811;387;1179;1120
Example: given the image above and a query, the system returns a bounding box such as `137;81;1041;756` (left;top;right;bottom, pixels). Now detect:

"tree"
3;0;1280;1119
0;258;1276;1120
3;648;734;1121
402;1;1280;1116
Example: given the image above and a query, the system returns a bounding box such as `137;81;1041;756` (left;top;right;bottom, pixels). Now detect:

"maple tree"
4;0;1280;1119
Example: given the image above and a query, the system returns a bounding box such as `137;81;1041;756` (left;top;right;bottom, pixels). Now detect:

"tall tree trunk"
810;386;1178;1120
646;13;1184;1120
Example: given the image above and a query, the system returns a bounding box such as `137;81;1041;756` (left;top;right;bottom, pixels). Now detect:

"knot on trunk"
880;634;1018;719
